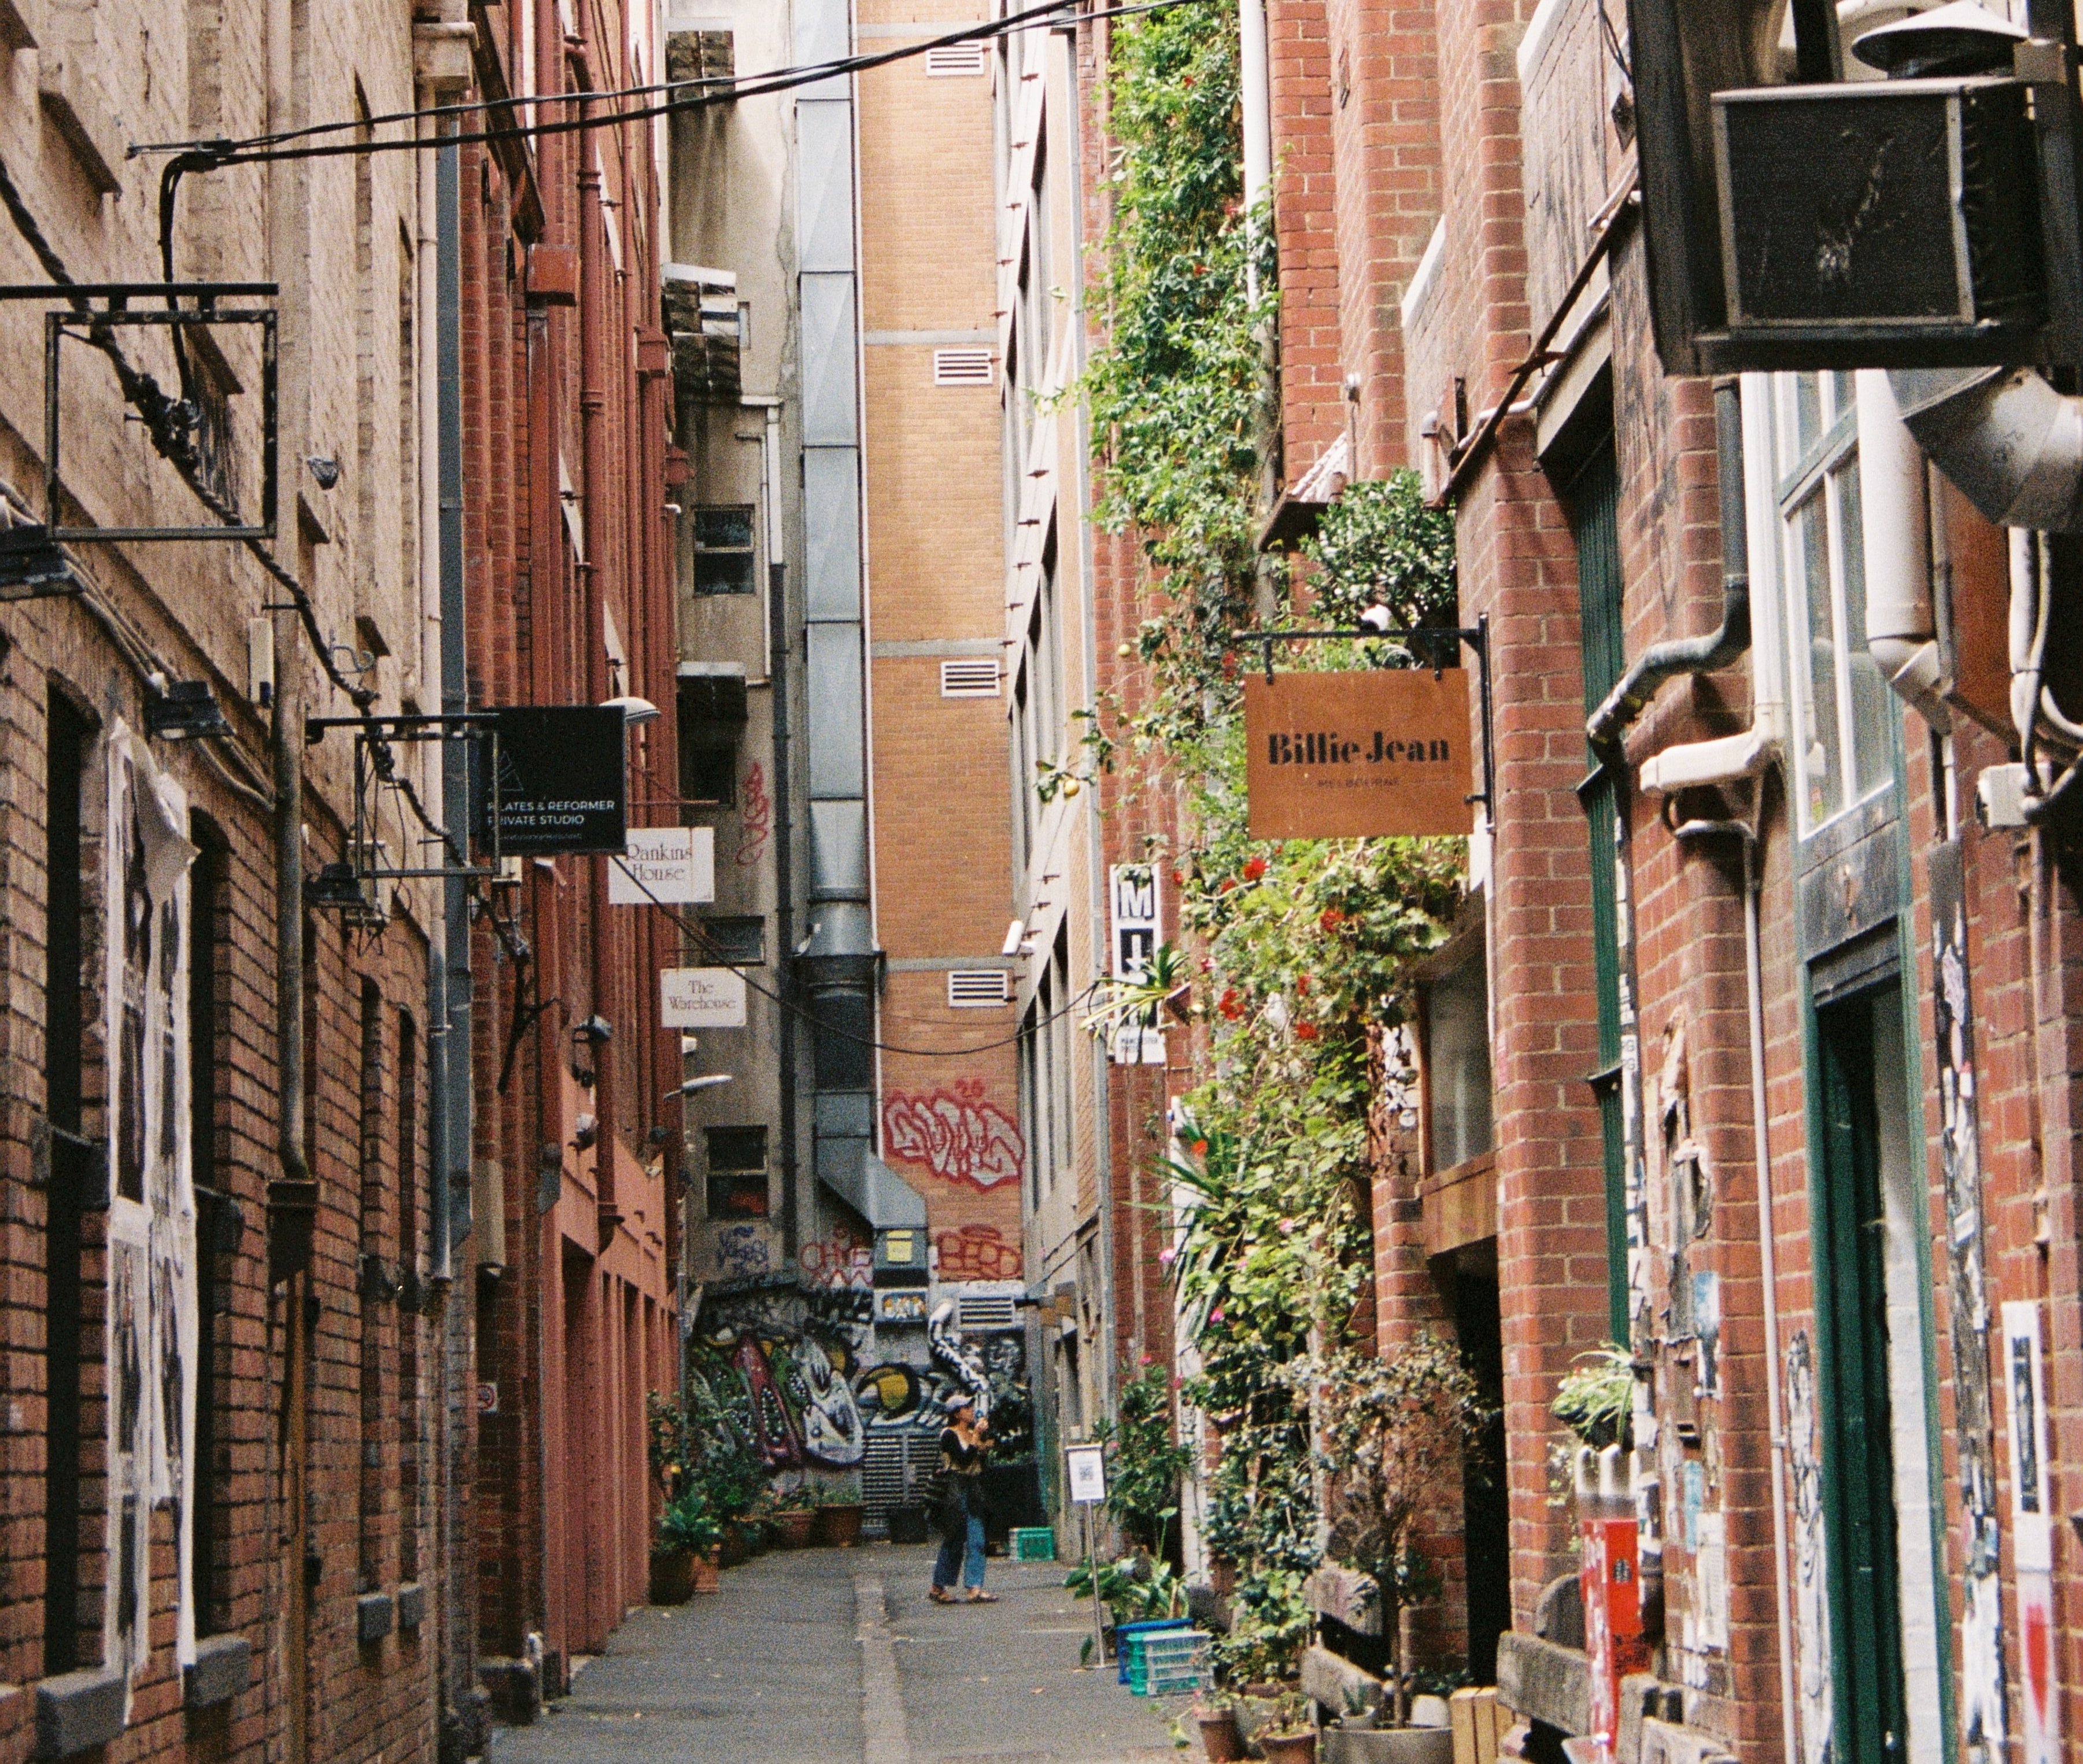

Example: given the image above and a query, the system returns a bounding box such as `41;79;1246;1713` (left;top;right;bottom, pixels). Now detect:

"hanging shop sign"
610;826;715;905
1244;669;1471;840
660;966;748;1029
1107;863;1165;1066
486;706;627;855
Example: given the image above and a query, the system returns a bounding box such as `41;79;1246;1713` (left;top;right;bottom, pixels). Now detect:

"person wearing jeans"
930;1396;995;1603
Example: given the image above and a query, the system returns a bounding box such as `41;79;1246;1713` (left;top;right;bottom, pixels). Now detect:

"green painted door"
1812;986;1910;1764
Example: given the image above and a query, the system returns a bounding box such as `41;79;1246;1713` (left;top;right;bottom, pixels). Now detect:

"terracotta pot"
817;1503;866;1548
1260;1732;1318;1764
1197;1710;1248;1763
775;1509;819;1548
689;1548;722;1595
649;1547;696;1606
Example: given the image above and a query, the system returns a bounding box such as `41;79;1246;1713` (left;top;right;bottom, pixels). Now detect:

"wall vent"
925;42;988;76
939;658;1002;698
947;969;1010;1008
955;1293;1019;1331
932;347;995;386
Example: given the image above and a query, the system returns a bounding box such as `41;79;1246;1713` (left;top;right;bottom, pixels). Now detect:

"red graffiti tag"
881;1081;1025;1191
737;761;772;868
936;1223;1023;1281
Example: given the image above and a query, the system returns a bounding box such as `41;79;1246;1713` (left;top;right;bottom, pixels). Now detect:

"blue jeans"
933;1505;986;1590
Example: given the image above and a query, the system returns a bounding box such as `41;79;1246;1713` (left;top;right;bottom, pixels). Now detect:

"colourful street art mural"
881;1080;1025;1190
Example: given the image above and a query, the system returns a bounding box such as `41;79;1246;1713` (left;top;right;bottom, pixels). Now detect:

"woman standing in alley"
930;1394;996;1603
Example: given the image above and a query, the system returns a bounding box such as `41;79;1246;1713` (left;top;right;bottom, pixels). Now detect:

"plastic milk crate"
1129;1629;1206;1696
1010;1526;1055;1562
1113;1620;1192;1684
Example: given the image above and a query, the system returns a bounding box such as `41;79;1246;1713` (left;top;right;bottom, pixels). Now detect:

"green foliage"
1094;1362;1192;1553
1299;471;1458;637
656;1488;722;1557
1209;1567;1313;1686
1553;1346;1635;1451
1066;1548;1188;1622
673;1350;766;1522
1312;1334;1491;1631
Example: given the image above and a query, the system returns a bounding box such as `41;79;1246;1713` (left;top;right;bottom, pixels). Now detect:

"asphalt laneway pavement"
487;1542;1191;1764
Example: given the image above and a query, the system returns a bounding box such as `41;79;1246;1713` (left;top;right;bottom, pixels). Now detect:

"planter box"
774;1510;818;1548
817;1503;865;1548
651;1548;697;1606
1320;1729;1454;1764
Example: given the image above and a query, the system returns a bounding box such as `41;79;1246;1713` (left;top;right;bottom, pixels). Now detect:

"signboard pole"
1087;1503;1103;1670
1065;1442;1109;1670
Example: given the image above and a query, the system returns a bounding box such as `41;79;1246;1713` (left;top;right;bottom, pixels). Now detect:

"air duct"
1887;366;2083;534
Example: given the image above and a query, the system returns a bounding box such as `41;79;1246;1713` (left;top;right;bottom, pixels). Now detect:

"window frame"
690;503;758;596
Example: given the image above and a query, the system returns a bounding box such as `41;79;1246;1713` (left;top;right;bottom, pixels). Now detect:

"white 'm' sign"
661;966;748;1029
610;826;715;905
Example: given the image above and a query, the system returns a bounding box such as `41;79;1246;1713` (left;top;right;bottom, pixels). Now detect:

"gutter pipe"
763;405;800;1264
1589;379;1752;751
1238;0;1270;296
1856;371;1948;735
435;123;469;1276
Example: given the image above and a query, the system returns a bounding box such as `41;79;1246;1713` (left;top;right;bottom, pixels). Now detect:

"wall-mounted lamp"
599;694;660;724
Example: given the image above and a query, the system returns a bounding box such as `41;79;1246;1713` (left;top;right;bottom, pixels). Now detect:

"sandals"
965;1590;999;1603
929;1588;956;1603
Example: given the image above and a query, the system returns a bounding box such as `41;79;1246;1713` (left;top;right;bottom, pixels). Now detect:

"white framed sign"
1108;863;1166;1066
660;966;748;1028
610;826;715;905
1065;1442;1108;1505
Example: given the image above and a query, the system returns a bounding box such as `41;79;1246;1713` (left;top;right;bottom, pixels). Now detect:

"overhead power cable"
128;0;1206;171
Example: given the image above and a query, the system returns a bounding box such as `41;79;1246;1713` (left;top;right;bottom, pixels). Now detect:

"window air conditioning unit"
1713;78;2044;349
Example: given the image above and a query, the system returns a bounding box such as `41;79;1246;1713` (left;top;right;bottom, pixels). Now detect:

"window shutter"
932;347;995;386
947;970;1010;1008
939;658;1002;698
925;42;987;75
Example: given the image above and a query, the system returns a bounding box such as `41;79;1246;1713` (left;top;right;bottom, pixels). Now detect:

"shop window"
678;671;748;808
1423;955;1494;1175
692;505;757;595
706;1125;769;1219
1769;373;1892;835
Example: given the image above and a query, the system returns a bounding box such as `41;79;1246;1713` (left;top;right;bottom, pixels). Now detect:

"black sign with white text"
485;706;628;855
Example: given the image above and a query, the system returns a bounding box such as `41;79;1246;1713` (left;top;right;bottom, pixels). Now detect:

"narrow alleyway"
488;1547;1185;1764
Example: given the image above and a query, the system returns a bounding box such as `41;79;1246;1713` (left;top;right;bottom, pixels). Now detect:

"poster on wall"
2001;1300;2062;1764
1243;669;1471;839
102;724;199;1703
1107;863;1165;1066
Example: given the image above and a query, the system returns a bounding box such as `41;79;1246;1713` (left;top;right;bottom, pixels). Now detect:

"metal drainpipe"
577;60;619;1236
436;122;470;1276
274;627;308;1188
764;406;799;1263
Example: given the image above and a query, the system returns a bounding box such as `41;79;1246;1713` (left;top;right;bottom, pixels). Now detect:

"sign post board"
485;706;628;855
1244;669;1472;840
1107;864;1165;1066
1065;1444;1111;1669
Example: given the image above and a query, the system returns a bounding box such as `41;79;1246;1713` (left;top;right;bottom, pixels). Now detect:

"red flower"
1217;989;1245;1020
1294;1023;1320;1042
1191;1139;1209;1157
1296;974;1312;995
1219;877;1236;893
1242;857;1268;881
1319;909;1345;932
1173;869;1186;884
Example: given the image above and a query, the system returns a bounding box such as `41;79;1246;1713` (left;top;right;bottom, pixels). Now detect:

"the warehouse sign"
1244;669;1471;839
660;967;748;1029
486;707;628;855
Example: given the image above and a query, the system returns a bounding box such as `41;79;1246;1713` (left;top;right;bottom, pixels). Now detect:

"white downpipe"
1238;0;1271;291
1857;370;1947;729
1638;377;1787;794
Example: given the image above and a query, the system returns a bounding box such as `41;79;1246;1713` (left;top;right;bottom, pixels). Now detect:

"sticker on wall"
2001;1301;2060;1764
1786;1331;1834;1764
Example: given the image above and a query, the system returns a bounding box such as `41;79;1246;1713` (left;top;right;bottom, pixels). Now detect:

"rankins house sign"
1244;668;1471;839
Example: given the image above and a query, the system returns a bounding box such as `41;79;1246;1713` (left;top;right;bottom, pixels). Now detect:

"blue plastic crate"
1114;1619;1194;1684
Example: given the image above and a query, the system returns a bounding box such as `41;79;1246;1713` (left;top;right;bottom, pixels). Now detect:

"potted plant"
1257;1692;1317;1764
815;1473;867;1547
1191;1691;1248;1763
772;1485;819;1548
1313;1335;1489;1730
651;1489;723;1603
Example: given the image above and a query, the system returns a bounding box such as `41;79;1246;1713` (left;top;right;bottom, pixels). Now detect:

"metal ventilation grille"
940;658;1001;698
932;348;995;386
862;1430;927;1515
925;42;987;75
956;1293;1018;1331
947;970;1010;1008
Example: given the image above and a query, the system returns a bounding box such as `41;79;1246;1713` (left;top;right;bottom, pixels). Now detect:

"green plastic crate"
1129;1630;1206;1696
1011;1526;1055;1561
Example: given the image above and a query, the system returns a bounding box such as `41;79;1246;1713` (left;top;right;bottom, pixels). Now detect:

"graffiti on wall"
882;1081;1025;1190
798;1221;874;1290
703;1283;873;1470
715;1222;775;1280
104;725;200;1701
736;761;771;868
1785;1331;1832;1764
936;1222;1022;1281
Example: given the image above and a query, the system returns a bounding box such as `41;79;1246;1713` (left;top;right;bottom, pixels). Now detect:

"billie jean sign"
1244;668;1471;839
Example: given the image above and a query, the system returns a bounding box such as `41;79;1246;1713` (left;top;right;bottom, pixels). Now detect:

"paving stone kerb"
486;1543;1187;1764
